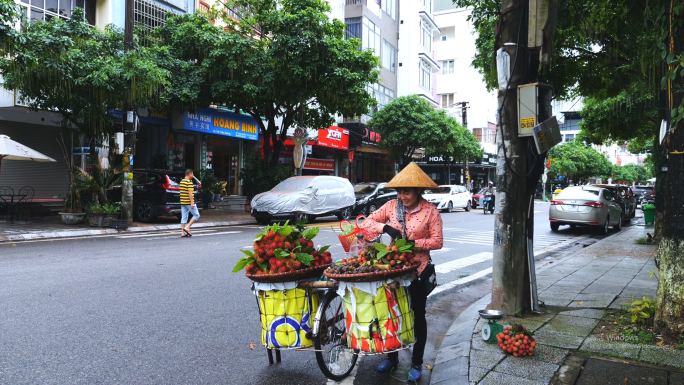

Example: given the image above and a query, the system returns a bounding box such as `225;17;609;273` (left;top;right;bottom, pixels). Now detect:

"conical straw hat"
385;162;439;189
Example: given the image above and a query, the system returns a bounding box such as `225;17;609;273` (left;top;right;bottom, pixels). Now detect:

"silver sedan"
549;186;623;234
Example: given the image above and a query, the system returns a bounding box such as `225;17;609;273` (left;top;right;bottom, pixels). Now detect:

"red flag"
348;150;355;163
546;158;551;168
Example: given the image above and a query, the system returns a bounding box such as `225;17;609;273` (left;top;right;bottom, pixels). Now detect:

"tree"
609;164;651;184
547;141;611;184
152;0;380;170
425;119;483;183
0;0;23;55
368;95;454;169
0;9;168;138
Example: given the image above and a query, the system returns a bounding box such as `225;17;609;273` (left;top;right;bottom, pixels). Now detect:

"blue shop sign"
184;109;259;141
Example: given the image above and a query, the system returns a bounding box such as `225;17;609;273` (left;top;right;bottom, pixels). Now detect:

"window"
382;0;396;20
345;17;362;40
366;83;395;117
419;19;432;51
20;0;96;25
134;0;174;32
362;17;381;58
441;94;455;108
441;60;454;74
441;35;446;41
420;0;432;13
419;60;431;91
382;40;396;73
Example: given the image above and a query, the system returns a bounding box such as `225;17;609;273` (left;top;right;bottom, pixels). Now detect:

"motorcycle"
482;192;495;214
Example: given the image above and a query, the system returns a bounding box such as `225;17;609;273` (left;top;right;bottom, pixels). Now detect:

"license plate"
566;205;578;212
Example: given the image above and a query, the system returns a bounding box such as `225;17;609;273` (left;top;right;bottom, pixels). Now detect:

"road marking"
444;239;492;246
115;229;219;238
435;252;493;274
430;247;453;255
181;231;243;238
429;267;493;297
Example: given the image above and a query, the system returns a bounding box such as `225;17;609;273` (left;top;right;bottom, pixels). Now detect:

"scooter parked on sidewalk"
483;192;495;214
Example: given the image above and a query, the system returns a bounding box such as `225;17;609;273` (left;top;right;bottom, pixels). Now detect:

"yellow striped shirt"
179;178;194;205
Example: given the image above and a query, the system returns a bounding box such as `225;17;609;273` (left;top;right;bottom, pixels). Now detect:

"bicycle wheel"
314;290;358;381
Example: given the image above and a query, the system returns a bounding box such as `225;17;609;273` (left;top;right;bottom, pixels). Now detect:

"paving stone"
558;308;606;319
494;355;560;382
479;370;547;385
538;315;599;337
579;336;642;359
434;341;470;366
500;315;553;332
470;345;506;370
575;357;668;385
533;330;586;349
529;344;568;364
538;293;576;307
669;371;684;384
471;333;505;352
469;366;489;383
639;345;684;369
430;356;469;385
541;284;586;294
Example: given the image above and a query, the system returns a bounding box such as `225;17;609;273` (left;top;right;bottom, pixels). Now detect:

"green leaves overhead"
368;95;455;169
547;141;612;184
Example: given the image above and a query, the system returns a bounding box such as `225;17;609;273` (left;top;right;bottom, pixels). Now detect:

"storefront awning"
355;144;391;155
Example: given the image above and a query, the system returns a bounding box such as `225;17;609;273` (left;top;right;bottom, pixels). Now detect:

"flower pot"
59;212;86;225
87;213;117;227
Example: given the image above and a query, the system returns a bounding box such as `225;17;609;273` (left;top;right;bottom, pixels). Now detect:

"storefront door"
208;137;240;195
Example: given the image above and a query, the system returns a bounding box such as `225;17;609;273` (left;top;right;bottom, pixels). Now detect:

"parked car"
633;185;654;206
590;184;636;220
423;185;472;212
352;182;396;216
250;176;355;224
108;169;204;223
549;185;623;234
640;190;656;208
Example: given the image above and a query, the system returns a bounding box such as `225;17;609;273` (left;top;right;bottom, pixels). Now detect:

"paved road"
0;202;617;384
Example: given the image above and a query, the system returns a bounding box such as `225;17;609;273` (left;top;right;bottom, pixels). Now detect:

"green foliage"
547;141;611;184
85;202;122;215
0;9;168;138
198;171;221;195
152;0;380;169
622;296;657;324
0;0;23;55
425;118;483;165
368;95;454;168
609;165;652;184
239;151;292;201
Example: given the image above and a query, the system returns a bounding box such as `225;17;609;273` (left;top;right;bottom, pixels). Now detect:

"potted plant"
211;180;224;201
199;171;219;207
85;201;122;227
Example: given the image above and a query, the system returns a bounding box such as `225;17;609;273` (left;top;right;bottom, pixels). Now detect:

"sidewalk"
431;224;684;385
0;208;257;243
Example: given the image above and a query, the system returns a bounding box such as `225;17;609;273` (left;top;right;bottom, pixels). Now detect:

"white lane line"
429;267;493;297
182;231;242;237
444;239;492;246
435;252;493;274
430;247;453;255
115;229;219;238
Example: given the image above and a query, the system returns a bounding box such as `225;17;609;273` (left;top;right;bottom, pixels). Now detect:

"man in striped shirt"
180;169;200;237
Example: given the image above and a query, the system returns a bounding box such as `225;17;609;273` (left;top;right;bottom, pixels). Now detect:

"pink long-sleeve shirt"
359;199;443;274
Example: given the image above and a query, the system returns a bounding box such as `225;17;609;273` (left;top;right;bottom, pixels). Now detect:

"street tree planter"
87;212;116;227
59;212;86;225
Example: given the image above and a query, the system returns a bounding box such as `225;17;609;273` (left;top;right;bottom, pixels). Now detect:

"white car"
424;185;472;213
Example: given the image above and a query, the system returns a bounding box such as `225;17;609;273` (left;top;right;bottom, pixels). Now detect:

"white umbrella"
0;135;56;171
647;177;656;183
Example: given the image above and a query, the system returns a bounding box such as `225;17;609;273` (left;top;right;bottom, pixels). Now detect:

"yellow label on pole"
520;117;536;129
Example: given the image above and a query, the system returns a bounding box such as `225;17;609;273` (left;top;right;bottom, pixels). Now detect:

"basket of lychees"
497;324;536;358
324;239;421;282
233;221;333;283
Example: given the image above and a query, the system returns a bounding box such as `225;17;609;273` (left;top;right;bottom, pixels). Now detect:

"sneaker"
377;359;398;373
408;366;422;381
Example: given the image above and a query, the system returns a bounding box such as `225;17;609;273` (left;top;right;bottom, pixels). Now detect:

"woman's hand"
383;225;402;239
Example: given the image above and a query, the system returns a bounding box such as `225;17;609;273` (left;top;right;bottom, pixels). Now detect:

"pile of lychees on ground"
497;324;536;357
233;221;332;276
326;239;420;275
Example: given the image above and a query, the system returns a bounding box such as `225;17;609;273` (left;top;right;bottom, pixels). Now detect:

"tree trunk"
654;12;684;341
490;0;531;315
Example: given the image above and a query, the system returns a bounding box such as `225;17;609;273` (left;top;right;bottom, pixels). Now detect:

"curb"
0;219;256;243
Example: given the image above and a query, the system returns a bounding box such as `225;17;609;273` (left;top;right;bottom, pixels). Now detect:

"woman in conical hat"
359;162;443;381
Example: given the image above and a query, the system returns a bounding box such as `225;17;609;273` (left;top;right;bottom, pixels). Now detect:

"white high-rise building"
396;0;440;106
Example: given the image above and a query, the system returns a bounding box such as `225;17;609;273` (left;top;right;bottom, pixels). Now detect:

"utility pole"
121;0;135;225
490;0;531;314
460;101;470;187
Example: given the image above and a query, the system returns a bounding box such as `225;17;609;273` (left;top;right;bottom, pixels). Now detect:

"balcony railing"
346;0;366;5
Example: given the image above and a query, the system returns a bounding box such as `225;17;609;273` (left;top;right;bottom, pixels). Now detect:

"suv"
590;184;636;220
633;186;654;206
109;169;204;223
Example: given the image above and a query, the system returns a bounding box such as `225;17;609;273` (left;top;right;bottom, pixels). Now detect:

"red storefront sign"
303;158;335;171
317;126;349;150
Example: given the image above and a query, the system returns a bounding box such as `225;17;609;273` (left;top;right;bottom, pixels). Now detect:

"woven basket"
324;264;419;282
246;264;330;283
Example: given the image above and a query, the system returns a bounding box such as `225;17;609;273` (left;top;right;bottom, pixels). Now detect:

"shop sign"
184;109;259;141
303;158;335;171
317;126;349;150
482;152;497;166
362;128;382;145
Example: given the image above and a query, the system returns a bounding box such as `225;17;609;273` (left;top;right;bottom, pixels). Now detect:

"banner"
317;126;350;150
184;109;259;141
303;158;335;171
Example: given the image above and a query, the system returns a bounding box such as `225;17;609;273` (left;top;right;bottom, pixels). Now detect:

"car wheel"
465;201;471;212
446;201;453;213
368;204;378;215
134;199;156;223
614;216;622;231
294;212;311;223
550;222;560;231
337;206;352;220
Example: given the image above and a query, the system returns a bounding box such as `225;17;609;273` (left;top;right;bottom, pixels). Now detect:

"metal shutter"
0;122;70;199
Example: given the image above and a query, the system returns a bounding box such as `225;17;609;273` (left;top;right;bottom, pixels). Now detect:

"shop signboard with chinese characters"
303;158;335;171
317;126;349;150
184;109;259;141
